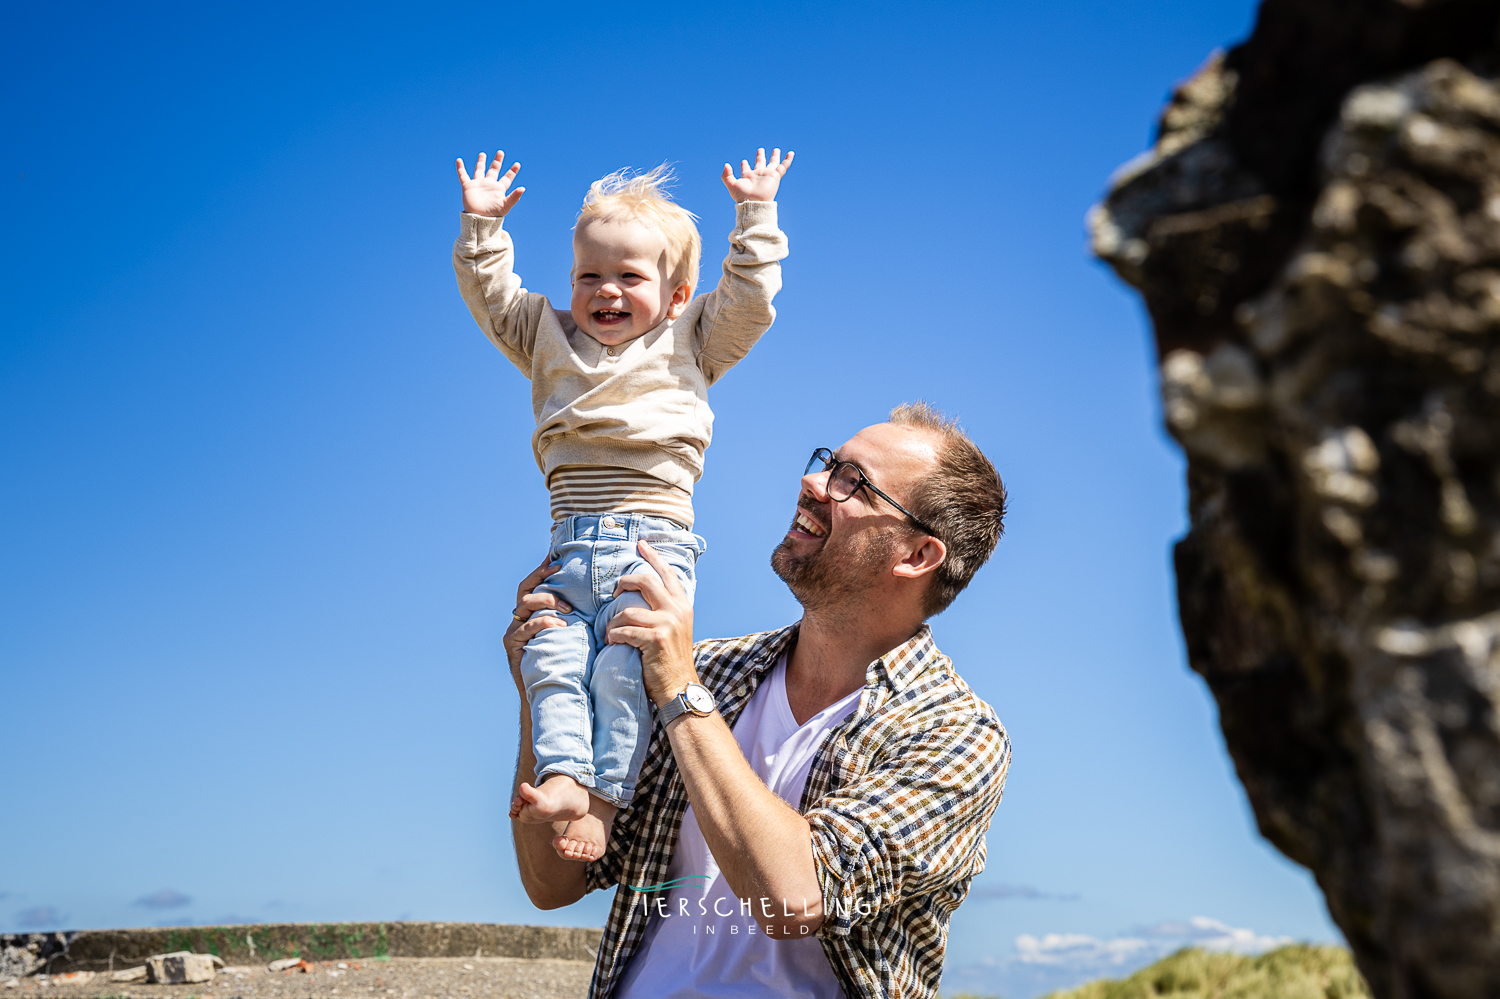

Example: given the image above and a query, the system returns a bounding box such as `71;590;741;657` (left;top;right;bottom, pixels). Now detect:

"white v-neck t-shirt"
615;654;861;999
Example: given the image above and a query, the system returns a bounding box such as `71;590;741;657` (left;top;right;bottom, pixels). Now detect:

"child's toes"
552;835;601;862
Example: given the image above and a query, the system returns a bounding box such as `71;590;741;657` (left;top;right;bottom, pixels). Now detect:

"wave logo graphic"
627;875;712;892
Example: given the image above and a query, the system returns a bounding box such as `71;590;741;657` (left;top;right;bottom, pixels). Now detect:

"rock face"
0;933;75;978
1090;3;1500;997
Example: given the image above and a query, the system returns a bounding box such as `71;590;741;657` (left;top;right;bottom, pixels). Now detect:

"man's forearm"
666;712;824;935
511;706;588;909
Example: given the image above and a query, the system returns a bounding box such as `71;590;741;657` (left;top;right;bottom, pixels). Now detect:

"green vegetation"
157;922;391;961
1040;944;1370;999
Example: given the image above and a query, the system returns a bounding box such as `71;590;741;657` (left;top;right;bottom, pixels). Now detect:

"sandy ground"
6;957;595;999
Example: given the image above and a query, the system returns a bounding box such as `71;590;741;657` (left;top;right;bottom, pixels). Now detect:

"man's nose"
800;470;831;503
597;283;621;298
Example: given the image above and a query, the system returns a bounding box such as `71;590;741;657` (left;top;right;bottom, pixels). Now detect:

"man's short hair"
889;401;1007;617
576;164;703;295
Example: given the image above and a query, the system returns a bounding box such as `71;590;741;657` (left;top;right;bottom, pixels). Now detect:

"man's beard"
770;525;900;613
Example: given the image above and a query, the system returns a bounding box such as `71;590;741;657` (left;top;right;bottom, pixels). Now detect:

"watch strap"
657;691;692;726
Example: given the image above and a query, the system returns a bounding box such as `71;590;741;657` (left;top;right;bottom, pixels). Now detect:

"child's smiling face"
570;217;691;347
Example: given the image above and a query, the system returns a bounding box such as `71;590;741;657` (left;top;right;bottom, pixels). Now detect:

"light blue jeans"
522;513;706;806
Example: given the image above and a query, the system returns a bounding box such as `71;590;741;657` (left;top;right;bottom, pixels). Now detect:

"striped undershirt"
548;465;695;528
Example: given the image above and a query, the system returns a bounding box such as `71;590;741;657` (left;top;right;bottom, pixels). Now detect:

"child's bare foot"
552;795;617;862
509;774;590;823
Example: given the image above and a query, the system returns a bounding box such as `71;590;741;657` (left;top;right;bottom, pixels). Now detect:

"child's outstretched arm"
695;148;794;385
453;149;548;375
720;147;794;203
457;150;526;217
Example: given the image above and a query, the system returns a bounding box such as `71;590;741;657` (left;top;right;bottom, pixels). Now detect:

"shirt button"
602;516;618;529
606;347;616;356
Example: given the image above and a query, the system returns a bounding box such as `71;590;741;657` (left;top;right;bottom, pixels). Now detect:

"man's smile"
593;309;630;325
791;508;827;539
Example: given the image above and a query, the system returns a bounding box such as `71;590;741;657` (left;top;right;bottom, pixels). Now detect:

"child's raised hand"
456;150;526;217
721;147;794;203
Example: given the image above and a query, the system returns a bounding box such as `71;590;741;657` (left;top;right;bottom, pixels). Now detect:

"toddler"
452;147;792;861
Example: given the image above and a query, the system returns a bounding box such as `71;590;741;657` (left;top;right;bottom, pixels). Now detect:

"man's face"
570;217;687;347
771;423;939;610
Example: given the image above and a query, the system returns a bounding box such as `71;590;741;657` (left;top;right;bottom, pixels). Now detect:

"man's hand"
457;150;526;217
505;557;570;693
721;147;794;204
607;542;697;707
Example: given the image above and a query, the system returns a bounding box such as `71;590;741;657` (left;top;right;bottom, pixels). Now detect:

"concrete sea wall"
0;922;602;977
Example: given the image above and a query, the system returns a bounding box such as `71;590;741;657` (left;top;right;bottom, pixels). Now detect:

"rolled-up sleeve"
806;711;1009;936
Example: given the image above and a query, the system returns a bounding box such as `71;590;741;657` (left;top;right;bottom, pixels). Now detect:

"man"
504;402;1011;999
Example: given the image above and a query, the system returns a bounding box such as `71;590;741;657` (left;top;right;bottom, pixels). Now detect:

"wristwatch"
657;682;717;725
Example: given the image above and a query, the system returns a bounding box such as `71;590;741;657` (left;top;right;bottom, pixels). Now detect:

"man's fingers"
515;556;561;602
476;151;488;177
533;613;567;630
517;589;570;616
779;150;795;175
740;158;751;179
613;570;669;611
605;623;651;649
488;150;505;178
517;614;566;635
635;541;686;599
507;615;567;653
456;158;472;184
754;147;767;169
607;604;661;630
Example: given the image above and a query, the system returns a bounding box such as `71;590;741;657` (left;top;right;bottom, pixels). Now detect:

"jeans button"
602;516;618;529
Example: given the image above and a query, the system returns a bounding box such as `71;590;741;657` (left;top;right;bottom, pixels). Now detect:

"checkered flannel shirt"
584;623;1010;999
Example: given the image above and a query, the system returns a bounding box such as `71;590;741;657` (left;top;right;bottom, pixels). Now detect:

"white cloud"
944;916;1297;999
1016;915;1290;969
1140;915;1292;955
1016;931;1154;966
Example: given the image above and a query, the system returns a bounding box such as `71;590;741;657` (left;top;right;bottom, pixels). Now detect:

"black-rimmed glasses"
804;447;939;537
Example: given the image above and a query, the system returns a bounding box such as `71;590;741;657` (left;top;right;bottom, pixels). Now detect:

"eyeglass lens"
827;464;861;502
806;449;863;503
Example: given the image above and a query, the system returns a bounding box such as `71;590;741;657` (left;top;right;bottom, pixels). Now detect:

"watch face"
684;684;715;714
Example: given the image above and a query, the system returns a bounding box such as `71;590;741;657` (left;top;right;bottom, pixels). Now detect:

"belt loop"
628;513;641;544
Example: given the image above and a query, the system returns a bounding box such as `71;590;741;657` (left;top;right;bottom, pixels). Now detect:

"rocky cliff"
1089;2;1500;997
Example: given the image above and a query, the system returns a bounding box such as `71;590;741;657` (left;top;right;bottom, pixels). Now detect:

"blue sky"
1;1;1340;995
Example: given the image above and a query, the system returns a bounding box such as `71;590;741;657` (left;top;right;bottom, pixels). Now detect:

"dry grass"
1035;944;1370;999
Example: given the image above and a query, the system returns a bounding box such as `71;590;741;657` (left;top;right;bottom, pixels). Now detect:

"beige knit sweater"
452;201;787;497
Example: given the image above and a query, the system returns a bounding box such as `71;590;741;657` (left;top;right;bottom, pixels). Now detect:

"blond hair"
576;165;702;294
889;401;1007;617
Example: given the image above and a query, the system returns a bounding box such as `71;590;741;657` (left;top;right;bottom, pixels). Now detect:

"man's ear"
666;280;693;320
892;536;945;582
